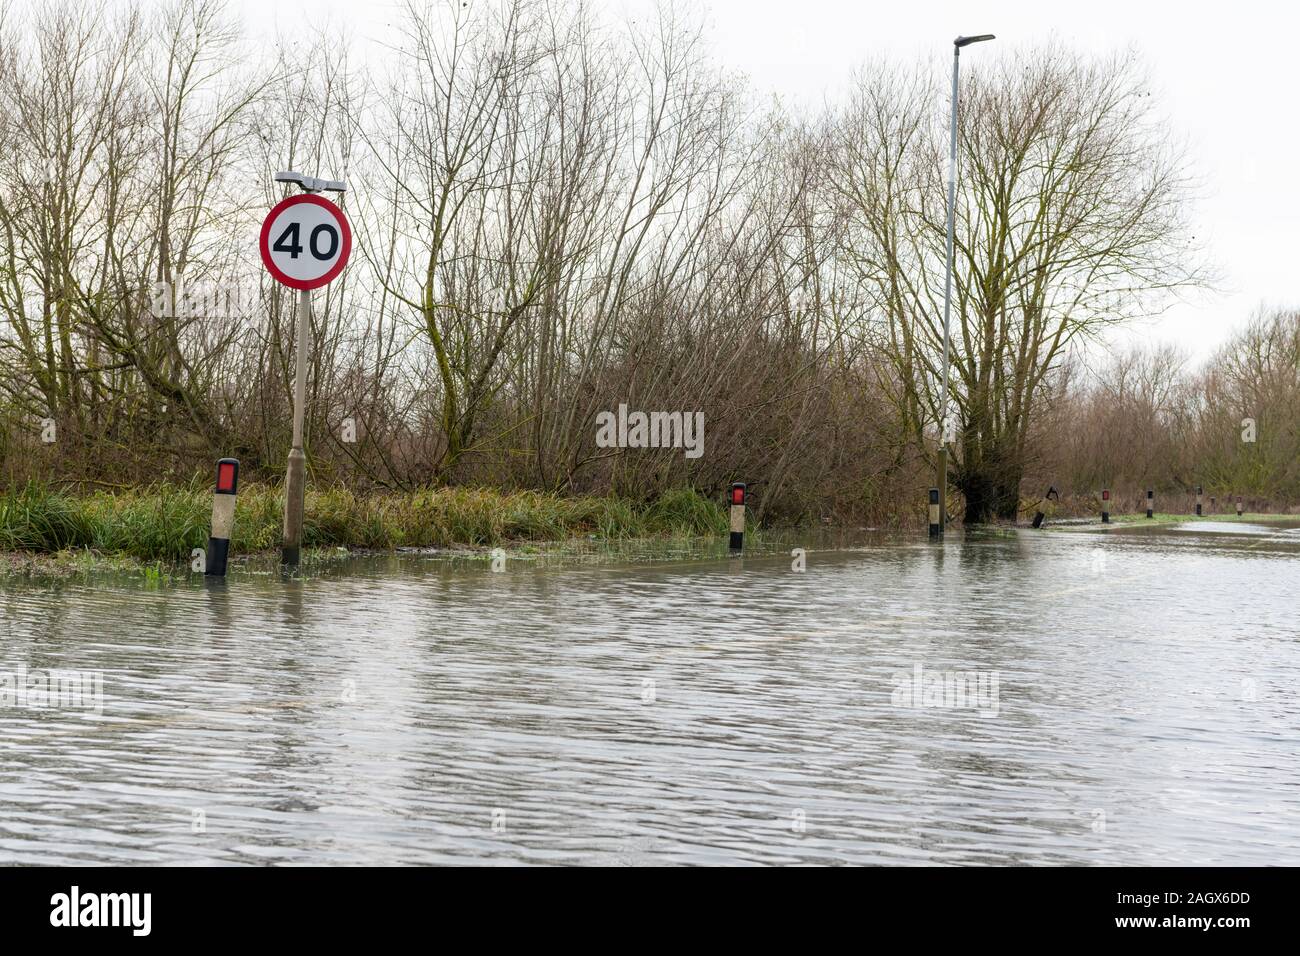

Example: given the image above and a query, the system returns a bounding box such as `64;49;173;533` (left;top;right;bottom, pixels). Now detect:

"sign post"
260;175;350;568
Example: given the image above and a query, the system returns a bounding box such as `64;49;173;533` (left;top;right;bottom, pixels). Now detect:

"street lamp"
274;170;347;194
273;170;347;568
936;33;994;534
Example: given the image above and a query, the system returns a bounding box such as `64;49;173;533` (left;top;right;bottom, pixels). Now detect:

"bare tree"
831;46;1205;522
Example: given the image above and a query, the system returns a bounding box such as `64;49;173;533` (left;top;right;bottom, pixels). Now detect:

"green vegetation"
1098;512;1295;526
0;481;731;564
1036;511;1299;532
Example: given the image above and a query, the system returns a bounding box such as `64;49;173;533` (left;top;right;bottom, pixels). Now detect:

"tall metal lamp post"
269;171;347;568
936;33;994;534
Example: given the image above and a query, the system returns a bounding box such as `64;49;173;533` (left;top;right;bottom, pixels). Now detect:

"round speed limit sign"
259;194;351;290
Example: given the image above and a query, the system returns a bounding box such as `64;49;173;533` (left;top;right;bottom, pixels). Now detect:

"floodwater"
2;520;1298;866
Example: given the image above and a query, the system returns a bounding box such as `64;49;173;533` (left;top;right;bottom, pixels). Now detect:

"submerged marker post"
1101;489;1110;524
928;488;941;538
1032;485;1058;529
729;482;747;553
207;458;239;577
1146;489;1154;519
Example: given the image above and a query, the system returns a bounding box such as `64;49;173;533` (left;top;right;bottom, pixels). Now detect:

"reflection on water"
1168;520;1300;537
1;525;1298;865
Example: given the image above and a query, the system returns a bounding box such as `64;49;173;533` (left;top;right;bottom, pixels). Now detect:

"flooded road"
2;522;1298;865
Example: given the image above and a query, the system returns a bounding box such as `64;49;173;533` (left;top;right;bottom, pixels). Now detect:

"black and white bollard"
1195;485;1203;516
207;458;239;577
1101;488;1110;524
1236;496;1243;518
729;482;746;553
1145;489;1154;519
1032;485;1059;529
928;488;941;538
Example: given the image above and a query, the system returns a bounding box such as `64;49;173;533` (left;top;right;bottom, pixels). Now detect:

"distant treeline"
1043;310;1299;512
0;0;1292;525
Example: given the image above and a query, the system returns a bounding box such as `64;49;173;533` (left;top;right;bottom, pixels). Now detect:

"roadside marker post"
206;458;239;577
1146;489;1154;519
1196;485;1203;516
260;173;351;569
1032;485;1059;529
729;483;747;553
1101;489;1110;524
1236;496;1244;518
928;488;941;538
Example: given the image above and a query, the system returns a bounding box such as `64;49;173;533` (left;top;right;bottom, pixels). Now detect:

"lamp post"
269;171;347;568
936;33;994;534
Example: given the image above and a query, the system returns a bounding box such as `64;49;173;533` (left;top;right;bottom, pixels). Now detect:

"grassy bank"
1091;511;1297;525
0;481;732;563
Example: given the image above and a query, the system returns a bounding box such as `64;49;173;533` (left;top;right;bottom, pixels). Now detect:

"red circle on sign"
259;193;352;290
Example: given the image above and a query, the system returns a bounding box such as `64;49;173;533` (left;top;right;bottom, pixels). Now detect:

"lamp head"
274;170;347;194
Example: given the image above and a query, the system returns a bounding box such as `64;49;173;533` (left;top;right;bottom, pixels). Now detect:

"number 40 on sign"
259;193;351;290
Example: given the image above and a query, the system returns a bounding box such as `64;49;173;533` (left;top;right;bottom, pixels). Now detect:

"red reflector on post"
1102;490;1110;501
215;458;240;495
731;485;745;506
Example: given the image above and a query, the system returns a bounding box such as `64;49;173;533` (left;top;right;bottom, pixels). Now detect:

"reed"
0;481;730;562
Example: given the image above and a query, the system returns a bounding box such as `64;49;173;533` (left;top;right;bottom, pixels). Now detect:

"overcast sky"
232;0;1295;364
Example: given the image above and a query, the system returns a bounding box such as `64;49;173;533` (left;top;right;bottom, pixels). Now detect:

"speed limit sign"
259;193;351;290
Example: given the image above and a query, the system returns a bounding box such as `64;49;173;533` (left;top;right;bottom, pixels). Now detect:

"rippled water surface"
2;522;1299;865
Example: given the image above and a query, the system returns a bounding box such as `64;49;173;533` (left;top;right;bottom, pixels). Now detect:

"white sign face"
259;194;351;290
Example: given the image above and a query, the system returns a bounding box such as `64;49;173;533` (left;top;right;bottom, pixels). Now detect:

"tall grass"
0;481;731;562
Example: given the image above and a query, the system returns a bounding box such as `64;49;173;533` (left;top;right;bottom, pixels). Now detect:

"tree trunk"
959;469;998;524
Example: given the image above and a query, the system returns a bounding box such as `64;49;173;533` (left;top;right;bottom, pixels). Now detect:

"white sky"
231;0;1296;364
